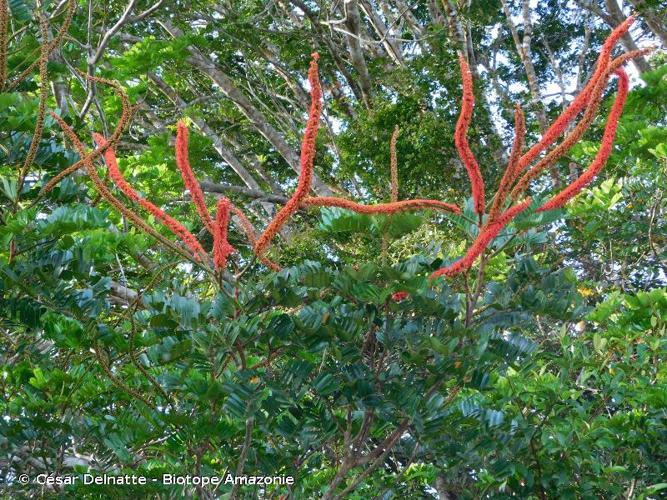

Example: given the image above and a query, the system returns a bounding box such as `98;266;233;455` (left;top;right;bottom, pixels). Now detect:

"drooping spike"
41;75;134;195
213;197;236;271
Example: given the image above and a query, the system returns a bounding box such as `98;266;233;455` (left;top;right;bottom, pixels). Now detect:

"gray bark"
604;0;652;72
343;0;373;106
501;0;548;133
359;0;403;66
627;0;667;46
157;19;335;197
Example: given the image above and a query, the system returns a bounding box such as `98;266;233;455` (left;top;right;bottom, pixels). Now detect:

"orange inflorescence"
427;19;641;278
93;133;140;202
537;69;629;212
93;133;208;260
510;48;649;201
51;113;202;265
430;198;532;279
512;16;636;178
47;20;643;283
175;122;216;235
303;197;461;214
213;197;236;271
489;104;525;221
455;55;485;215
254;53;323;257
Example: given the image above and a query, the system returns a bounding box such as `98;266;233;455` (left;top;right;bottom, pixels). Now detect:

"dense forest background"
0;0;665;498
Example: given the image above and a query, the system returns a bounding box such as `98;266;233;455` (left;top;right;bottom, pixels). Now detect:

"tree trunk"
627;0;667;46
343;0;373;106
604;0;652;73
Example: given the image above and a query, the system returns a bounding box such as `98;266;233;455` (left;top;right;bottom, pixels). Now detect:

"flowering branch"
429;17;646;279
50;112;205;266
511;16;636;179
45;17;647;283
488;105;525;221
175;122;216;236
510;48;649;201
537;68;629;212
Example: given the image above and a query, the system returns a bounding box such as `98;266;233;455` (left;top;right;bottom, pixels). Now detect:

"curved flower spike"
213;197;236;271
175;122;216;235
489;104;525;221
254;53;322;258
537;68;629;212
513;16;636;177
51;113;202;264
455;55;485;215
93;133;208;260
510;49;648;201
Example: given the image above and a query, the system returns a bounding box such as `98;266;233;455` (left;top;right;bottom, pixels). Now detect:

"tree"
1;0;665;498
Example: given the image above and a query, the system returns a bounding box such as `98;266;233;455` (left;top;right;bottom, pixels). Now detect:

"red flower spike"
213;197;236;271
58;19;642;282
455;55;485;216
391;291;409;302
430;198;532;279
254;53;322;257
92;133;140;203
489;104;525;221
512;16;635;177
303;197;461;215
93;134;208;260
175;122;216;235
537;69;629;212
510;49;648;201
